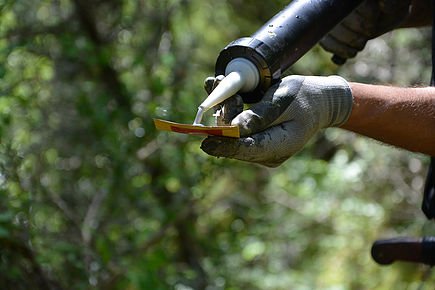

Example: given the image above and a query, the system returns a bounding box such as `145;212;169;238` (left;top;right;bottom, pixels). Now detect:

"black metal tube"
215;0;364;103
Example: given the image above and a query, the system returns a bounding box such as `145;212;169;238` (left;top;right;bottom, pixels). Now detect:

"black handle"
371;237;435;265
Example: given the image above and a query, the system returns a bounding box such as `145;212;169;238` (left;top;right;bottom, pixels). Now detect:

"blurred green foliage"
0;0;433;289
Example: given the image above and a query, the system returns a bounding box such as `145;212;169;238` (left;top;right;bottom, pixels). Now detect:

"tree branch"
72;0;131;109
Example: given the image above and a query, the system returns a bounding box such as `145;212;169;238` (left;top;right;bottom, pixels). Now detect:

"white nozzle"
193;58;259;125
225;58;259;93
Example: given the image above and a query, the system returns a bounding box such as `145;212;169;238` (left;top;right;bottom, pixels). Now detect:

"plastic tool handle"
371;237;435;265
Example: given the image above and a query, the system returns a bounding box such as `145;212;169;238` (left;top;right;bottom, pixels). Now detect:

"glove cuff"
305;75;353;128
327;75;353;127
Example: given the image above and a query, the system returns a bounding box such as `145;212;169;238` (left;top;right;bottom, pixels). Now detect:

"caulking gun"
193;0;364;125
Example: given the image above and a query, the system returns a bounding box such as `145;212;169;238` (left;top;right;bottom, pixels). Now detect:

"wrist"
303;75;353;128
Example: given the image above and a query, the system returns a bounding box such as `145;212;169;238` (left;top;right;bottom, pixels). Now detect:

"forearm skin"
341;83;435;155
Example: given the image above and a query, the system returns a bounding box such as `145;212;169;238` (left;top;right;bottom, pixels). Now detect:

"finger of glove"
201;121;307;167
380;0;411;15
345;0;380;36
376;0;412;34
342;0;408;39
204;75;225;95
231;76;304;136
326;23;369;51
319;0;379;57
204;77;215;95
218;94;244;125
319;35;361;59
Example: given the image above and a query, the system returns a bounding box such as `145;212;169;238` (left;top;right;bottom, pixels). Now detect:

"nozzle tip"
193;106;205;125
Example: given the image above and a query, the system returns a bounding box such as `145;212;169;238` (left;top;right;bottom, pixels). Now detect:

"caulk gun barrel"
215;0;364;103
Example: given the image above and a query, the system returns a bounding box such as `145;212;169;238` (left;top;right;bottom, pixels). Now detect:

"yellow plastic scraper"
154;119;240;138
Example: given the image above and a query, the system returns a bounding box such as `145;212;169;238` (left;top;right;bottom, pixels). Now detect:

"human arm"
342;83;435;155
201;76;435;167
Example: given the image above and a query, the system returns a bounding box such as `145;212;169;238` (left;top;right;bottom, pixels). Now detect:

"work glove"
320;0;412;63
201;75;353;167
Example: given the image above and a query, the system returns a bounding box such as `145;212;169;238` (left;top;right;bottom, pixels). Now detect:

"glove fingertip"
231;113;254;137
204;77;215;94
320;36;359;60
331;55;347;65
201;136;238;158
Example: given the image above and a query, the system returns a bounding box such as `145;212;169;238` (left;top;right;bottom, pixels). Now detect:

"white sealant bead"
193;106;205;125
225;58;259;93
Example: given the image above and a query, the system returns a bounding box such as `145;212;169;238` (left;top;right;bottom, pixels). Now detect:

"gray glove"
201;75;353;167
320;0;411;62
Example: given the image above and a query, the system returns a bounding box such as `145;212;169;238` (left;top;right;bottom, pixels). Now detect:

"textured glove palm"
201;75;353;167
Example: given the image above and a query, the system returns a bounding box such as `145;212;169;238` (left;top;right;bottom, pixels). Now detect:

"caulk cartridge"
193;58;259;125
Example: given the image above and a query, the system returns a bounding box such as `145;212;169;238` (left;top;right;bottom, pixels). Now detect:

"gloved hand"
201;75;353;167
320;0;412;63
